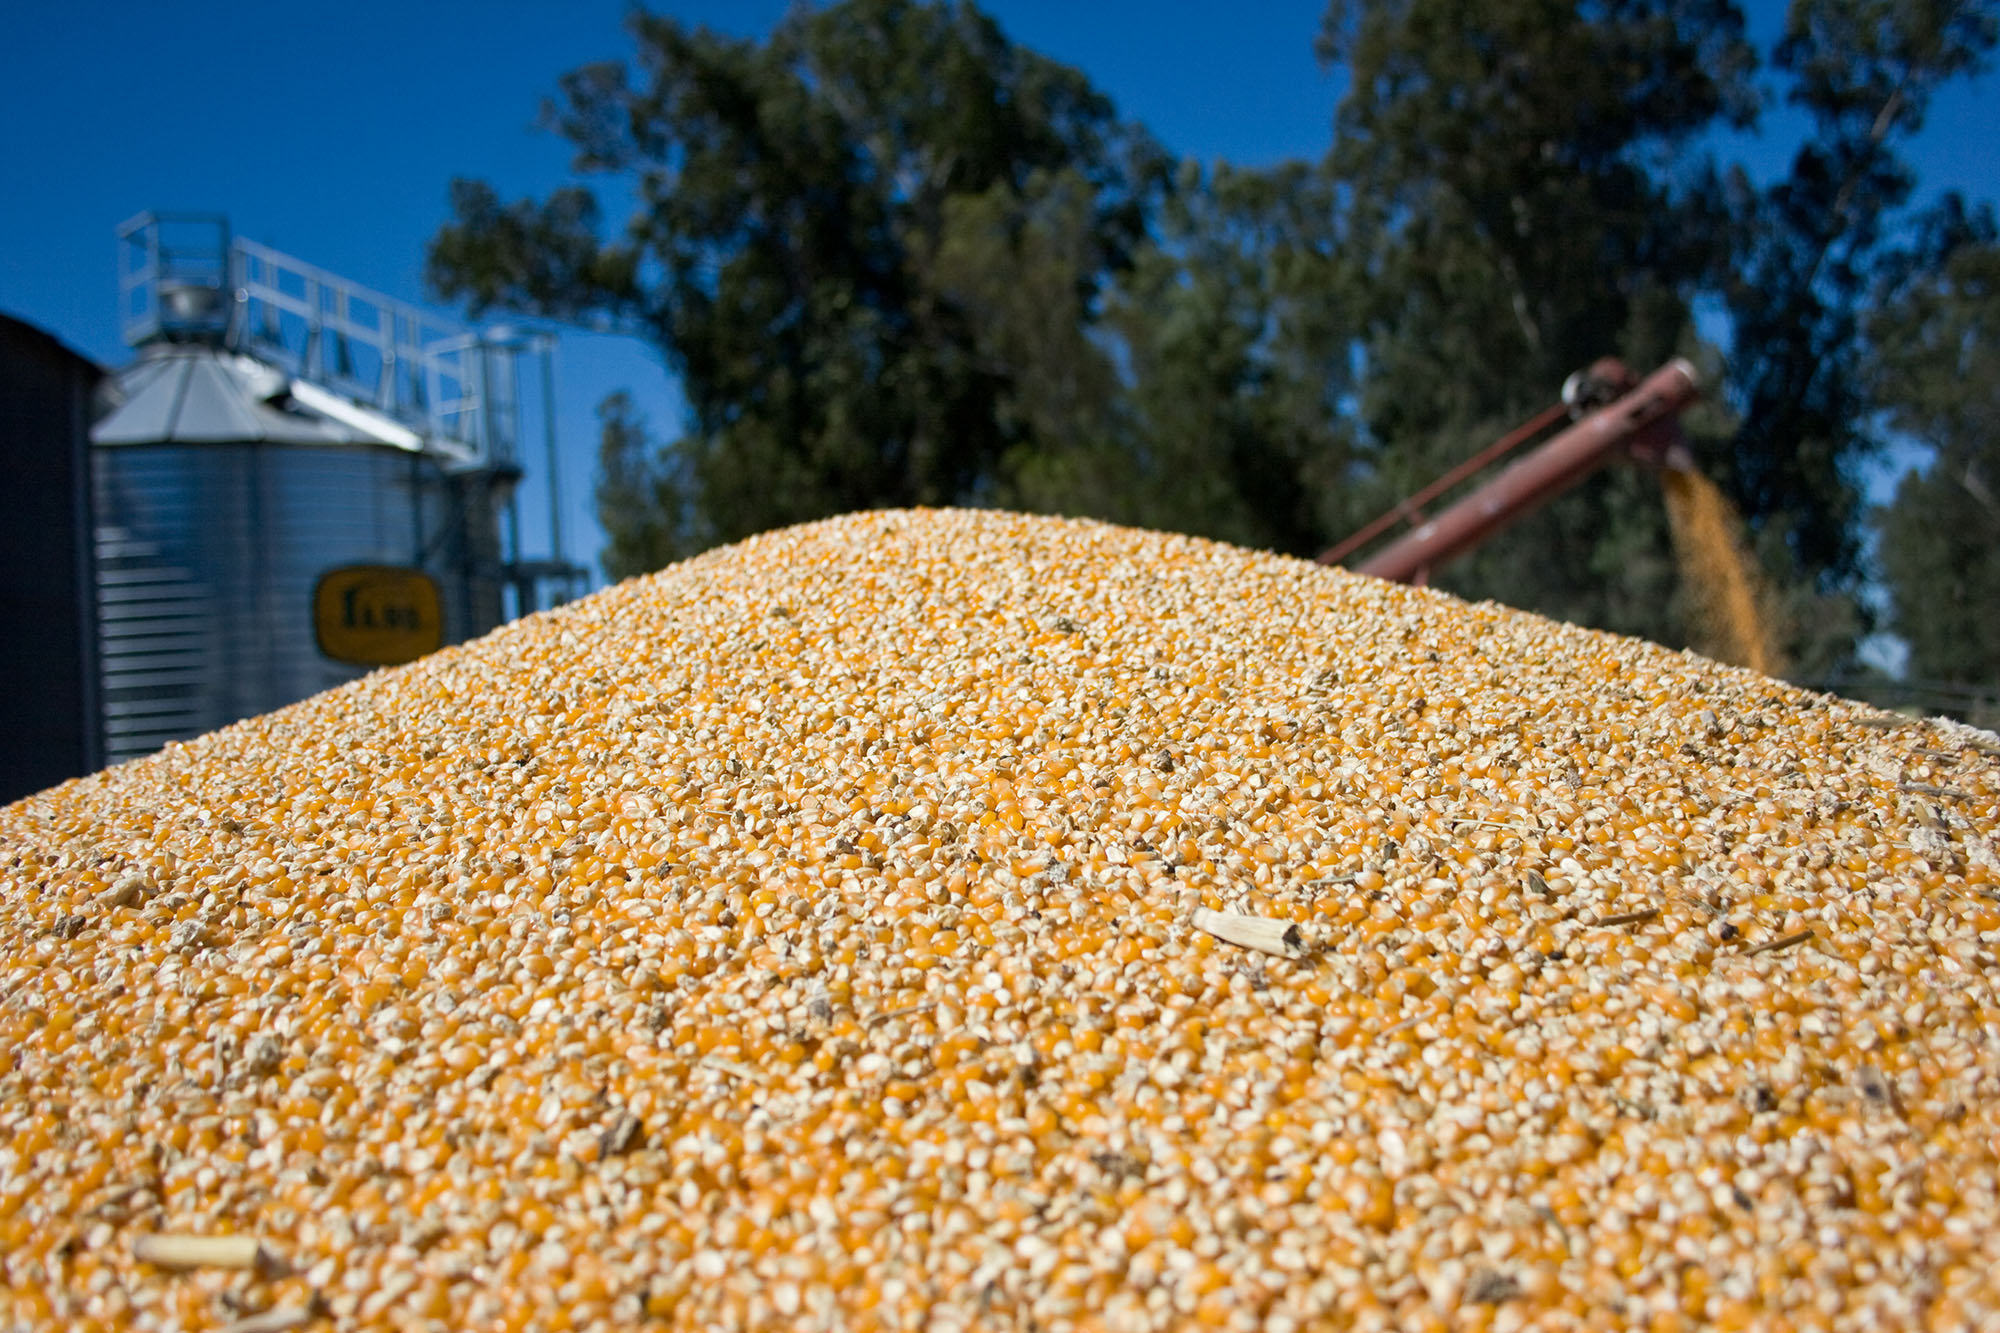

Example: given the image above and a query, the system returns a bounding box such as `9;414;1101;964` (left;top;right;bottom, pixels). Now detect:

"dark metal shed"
0;312;106;803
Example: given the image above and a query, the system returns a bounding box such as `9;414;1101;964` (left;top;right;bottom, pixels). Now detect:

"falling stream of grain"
1661;466;1781;675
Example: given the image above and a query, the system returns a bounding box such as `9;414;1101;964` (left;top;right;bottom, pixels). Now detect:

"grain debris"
1592;906;1660;928
131;1234;278;1274
1189;907;1304;958
217;1304;322;1333
1744;928;1816;957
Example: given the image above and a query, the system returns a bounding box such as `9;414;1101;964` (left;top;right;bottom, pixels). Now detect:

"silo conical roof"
91;344;414;449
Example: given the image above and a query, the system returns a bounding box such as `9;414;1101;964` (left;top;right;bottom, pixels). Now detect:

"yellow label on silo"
313;566;444;666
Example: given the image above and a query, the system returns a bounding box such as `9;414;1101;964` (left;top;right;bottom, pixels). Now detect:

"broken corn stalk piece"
1191;907;1304;958
132;1233;277;1273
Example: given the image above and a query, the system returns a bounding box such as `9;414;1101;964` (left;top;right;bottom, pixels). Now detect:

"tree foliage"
592;390;686;580
1318;0;1755;427
1097;161;1361;555
1314;0;1755;644
1719;0;1999;592
1314;0;1996;670
428;0;1166;574
431;0;2000;691
1871;217;2000;686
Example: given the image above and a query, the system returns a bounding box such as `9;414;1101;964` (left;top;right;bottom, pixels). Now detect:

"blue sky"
4;1;1996;586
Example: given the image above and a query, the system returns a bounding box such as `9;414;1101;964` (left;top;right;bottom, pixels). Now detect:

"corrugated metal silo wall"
92;443;498;765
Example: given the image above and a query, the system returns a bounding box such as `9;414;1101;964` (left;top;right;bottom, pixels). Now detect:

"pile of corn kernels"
2;508;1996;1333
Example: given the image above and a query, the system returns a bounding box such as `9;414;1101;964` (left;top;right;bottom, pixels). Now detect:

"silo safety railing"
116;211;549;473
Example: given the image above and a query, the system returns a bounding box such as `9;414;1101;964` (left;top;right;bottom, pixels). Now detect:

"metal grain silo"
91;214;582;764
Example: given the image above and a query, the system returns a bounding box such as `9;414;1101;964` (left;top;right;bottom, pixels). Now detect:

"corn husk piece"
132;1233;280;1274
1191;908;1303;959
